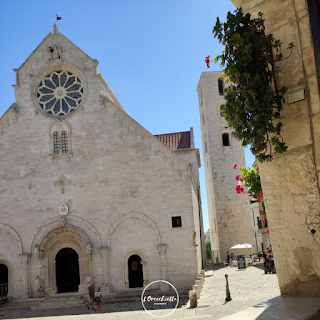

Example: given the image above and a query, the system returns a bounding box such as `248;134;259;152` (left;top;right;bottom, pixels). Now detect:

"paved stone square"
1;263;320;319
0;263;285;320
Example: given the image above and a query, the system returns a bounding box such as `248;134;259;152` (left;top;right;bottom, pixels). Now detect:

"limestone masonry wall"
0;30;202;299
230;0;320;294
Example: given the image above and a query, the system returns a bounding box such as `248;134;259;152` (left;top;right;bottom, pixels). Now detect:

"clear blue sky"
0;0;255;232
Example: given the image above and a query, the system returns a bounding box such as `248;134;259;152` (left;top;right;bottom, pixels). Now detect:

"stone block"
189;290;197;308
294;0;307;11
303;47;317;76
193;284;200;299
195;280;201;291
308;75;320;108
298;14;311;32
300;29;312;49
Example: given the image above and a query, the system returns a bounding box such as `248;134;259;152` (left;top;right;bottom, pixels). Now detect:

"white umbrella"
229;243;254;249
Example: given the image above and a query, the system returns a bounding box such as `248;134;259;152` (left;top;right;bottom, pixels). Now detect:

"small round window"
37;70;84;117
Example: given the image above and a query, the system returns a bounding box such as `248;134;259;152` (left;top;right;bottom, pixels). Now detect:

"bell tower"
197;71;254;263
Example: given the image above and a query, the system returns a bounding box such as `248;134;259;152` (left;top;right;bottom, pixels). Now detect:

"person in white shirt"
94;287;103;313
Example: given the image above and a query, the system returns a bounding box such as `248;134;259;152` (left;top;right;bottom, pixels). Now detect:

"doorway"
56;248;80;293
0;264;8;293
128;255;143;288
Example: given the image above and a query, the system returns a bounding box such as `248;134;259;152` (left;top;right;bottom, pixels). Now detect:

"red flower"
235;184;244;194
205;55;212;68
233;163;238;170
256;166;259;171
259;210;262;215
267;229;270;235
235;174;240;181
257;191;264;203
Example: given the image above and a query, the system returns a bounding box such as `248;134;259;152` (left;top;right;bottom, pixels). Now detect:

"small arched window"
53;132;60;154
222;133;230;146
49;121;72;159
61;131;68;154
218;78;224;96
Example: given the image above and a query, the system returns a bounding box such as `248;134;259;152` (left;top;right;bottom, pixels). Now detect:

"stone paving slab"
0;263;319;319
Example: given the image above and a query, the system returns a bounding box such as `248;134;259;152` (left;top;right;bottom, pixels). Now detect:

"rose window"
37;71;83;116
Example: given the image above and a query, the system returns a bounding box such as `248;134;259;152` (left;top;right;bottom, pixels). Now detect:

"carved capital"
20;253;31;264
100;246;110;258
158;244;167;255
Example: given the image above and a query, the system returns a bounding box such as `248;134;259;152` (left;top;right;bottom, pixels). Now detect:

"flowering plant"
234;163;266;216
213;8;294;162
205;55;212;68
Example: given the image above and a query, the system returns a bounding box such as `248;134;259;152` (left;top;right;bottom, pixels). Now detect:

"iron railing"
0;283;8;303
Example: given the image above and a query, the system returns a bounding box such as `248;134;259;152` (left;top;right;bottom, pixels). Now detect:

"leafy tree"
205;238;211;260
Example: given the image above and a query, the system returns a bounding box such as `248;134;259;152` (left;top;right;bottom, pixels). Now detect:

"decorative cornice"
158;244;167;255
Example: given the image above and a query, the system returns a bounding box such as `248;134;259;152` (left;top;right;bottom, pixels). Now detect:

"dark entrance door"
56;248;80;293
0;264;8;293
128;255;143;288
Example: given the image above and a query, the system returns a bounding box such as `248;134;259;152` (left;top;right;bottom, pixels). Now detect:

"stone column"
20;253;31;301
100;246;111;294
158;244;169;292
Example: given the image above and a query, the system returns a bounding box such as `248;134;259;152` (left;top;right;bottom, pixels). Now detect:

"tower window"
218;78;224;96
172;216;182;228
222;133;230;146
54;132;60;154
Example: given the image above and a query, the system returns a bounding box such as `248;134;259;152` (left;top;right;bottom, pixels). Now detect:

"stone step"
0;293;190;311
43;295;84;302
0;295;84;310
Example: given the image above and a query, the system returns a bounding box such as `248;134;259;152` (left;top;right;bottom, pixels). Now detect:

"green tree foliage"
205;238;211;259
213;8;294;161
236;164;266;216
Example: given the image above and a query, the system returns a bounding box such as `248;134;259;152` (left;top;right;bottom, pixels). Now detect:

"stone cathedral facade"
197;72;254;263
0;25;204;300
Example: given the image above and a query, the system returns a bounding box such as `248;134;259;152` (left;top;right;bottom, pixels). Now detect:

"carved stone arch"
107;212;161;246
38;224;90;295
0;223;23;253
0;257;14;295
49;119;72;133
123;250;148;288
29;215;102;253
39;224;89;250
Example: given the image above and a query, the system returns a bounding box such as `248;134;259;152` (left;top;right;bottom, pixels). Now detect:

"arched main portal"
56;248;80;293
128;255;143;288
0;264;8;293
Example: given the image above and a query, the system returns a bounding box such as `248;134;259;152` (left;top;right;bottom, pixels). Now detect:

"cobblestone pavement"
0;263;282;320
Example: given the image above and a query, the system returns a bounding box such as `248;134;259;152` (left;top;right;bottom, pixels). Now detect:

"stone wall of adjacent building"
197;72;254;263
0;30;202;299
230;0;320;294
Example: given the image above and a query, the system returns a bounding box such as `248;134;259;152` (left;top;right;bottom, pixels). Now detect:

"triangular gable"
17;30;96;71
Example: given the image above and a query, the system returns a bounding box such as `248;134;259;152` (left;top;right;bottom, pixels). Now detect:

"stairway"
0;290;190;310
0;294;85;311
